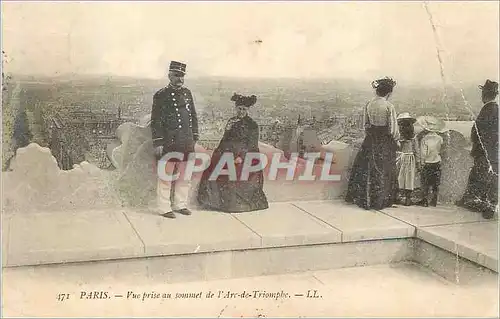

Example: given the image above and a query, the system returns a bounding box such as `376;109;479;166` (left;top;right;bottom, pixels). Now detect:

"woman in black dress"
345;77;400;210
197;93;269;212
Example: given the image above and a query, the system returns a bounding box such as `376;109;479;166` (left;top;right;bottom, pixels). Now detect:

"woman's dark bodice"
216;115;259;154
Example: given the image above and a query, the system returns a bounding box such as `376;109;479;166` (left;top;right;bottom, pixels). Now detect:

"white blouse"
364;96;400;140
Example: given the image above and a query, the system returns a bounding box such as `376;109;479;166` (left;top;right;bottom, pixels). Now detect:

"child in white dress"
396;113;420;206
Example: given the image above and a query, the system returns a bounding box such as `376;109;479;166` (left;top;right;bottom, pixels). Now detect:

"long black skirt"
458;156;498;215
197;155;269;213
345;126;398;210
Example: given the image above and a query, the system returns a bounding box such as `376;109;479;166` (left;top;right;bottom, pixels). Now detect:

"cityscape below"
2;74;482;170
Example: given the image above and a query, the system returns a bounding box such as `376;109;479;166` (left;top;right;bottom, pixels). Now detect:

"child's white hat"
397;112;416;123
416;116;447;133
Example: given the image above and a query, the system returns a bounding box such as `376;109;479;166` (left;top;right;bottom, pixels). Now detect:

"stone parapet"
1;119;476;213
2;143;121;213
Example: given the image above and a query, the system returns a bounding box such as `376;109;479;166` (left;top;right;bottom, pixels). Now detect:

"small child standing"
418;116;445;207
396;113;419;206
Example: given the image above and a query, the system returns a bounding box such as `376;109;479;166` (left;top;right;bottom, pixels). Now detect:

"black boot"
160;211;176;219
481;200;496;219
177;208;192;216
455;198;466;208
430;186;438;207
482;210;495;219
418;186;429;207
418;199;429;207
404;190;412;206
404;196;411;206
149;208;176;219
430;194;438;207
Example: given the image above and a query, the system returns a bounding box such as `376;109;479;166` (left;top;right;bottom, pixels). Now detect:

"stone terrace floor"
2;200;497;272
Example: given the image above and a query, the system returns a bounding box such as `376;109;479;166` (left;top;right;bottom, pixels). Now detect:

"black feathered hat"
231;93;257;107
372;77;397;90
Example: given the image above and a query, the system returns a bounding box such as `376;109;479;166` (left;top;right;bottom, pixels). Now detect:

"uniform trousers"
157;160;192;212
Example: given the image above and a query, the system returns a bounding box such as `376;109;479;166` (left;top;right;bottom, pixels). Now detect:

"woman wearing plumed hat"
197;93;269;213
345;77;400;210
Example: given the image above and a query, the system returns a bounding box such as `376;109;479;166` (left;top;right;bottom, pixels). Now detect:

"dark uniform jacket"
470;101;498;164
151;85;199;160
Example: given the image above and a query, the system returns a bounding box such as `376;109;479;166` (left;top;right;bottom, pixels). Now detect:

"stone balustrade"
2;144;121;213
1;119;475;213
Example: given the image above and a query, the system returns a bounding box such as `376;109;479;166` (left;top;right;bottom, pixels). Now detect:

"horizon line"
6;72;487;87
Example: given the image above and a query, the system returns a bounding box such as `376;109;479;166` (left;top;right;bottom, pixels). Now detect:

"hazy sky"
2;1;499;84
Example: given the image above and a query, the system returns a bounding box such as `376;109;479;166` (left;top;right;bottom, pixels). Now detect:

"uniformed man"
151;61;199;219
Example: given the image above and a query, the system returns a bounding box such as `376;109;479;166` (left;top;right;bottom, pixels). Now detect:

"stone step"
3;238;495;286
3;239;414;285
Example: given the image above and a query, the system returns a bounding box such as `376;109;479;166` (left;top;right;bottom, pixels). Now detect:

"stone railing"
1;118;474;214
2;144;121;213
